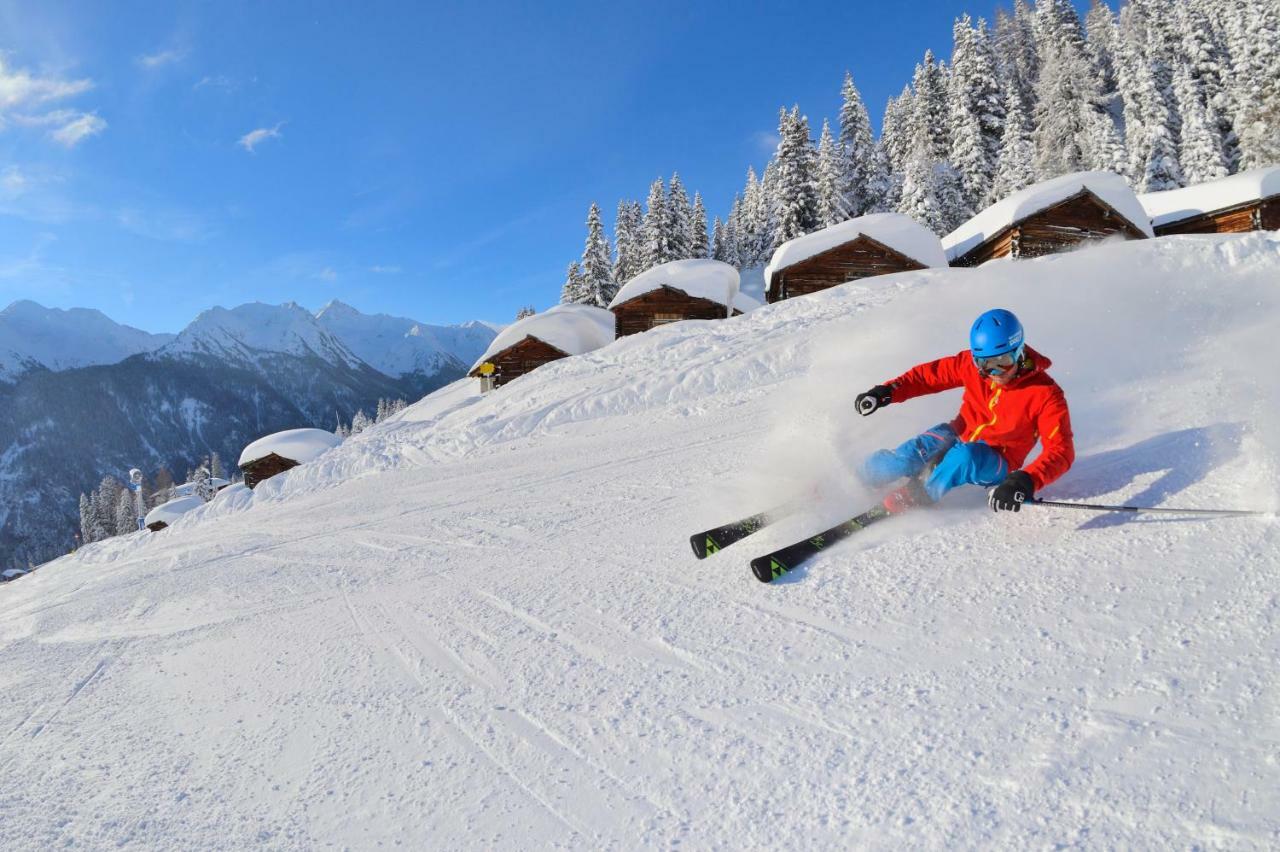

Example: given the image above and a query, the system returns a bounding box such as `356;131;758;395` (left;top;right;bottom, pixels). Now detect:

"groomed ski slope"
3;234;1280;849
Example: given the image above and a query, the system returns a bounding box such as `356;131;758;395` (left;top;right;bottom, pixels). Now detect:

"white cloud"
316;267;337;282
0;57;93;110
1;166;28;197
752;129;782;155
0;57;103;147
136;48;187;69
194;74;235;92
370;264;401;274
50;112;106;147
238;122;283;153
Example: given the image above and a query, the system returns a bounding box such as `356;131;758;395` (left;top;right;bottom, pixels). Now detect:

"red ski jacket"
885;346;1075;491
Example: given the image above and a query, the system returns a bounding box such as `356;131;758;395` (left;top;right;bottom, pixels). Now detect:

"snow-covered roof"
608;259;741;311
943;171;1154;261
764;213;948;283
173;478;230;497
144;495;205;529
238;428;343;467
2;568;26;579
732;291;762;314
1138;166;1280;226
471;304;615;372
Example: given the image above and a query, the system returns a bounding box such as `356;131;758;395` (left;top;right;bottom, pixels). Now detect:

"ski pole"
1027;497;1271;517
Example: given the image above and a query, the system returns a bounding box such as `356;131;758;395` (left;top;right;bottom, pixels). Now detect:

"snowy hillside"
0;300;173;382
3;234;1279;848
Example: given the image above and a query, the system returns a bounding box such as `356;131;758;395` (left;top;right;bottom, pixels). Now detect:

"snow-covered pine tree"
1224;0;1280;168
613;200;643;285
1085;0;1120;96
1117;1;1185;190
375;398;388;422
879;88;914;178
838;72;878;217
666;174;693;261
641;177;670;270
738;167;768;267
115;490;136;535
1178;0;1238;171
771;106;821;248
949;15;1003;209
690;192;709;258
815;119;846;227
912;52;952;162
1173;60;1229;184
991;82;1037;199
1033;25;1125;177
898;54;967;234
190;463;215;502
78;493;93;544
710;217;729;263
560;261;587;305
993;0;1040;107
515;305;536;320
350;409;372;435
862;140;895;213
580;201;616;307
209;452;224;481
90;477;117;543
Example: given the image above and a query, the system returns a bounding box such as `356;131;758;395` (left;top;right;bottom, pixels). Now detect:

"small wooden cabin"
944;172;1152;268
1140;167;1280;236
763;213;947;303
468;304;616;390
468;334;571;388
608;259;746;336
241;453;300;489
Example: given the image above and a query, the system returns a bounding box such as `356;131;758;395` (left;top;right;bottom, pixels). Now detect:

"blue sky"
0;0;1072;332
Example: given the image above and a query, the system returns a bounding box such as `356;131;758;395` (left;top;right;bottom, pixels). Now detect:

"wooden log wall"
951;189;1147;267
242;453;301;489
612;287;729;336
475;336;572;388
1152;196;1279;236
769;235;926;302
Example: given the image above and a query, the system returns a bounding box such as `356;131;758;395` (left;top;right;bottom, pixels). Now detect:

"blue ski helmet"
970;309;1025;359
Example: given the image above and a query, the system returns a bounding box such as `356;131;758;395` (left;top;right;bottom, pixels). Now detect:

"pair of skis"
690;498;893;583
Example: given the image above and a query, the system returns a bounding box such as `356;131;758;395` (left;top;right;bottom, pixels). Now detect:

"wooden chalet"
468;334;571;388
468;304;616;390
609;259;745;336
944;172;1152;268
763;214;947;303
1140;167;1280;237
241;453;301;489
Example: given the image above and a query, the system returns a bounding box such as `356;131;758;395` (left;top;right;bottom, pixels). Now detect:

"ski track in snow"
2;235;1280;848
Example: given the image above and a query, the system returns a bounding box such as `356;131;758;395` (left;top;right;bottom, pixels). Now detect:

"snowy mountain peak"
0;300;174;382
313;302;498;377
160;302;364;369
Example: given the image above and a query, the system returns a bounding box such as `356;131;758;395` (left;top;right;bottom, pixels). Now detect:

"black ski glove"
990;470;1034;513
856;385;893;416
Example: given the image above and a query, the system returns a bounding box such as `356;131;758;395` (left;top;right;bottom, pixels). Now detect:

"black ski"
749;504;892;583
689;501;804;559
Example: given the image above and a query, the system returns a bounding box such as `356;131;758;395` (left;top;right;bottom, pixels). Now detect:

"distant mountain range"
0;300;499;566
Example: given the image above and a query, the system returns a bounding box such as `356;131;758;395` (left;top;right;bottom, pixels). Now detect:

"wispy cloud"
136;47;187;69
369;264;401;274
194;74;235;92
751;129;781;155
115;206;212;242
0;57;104;147
50;112;106;147
238;122;284;153
315;266;337;282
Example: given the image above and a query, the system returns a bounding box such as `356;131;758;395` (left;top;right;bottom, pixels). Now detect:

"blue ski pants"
862;422;1009;503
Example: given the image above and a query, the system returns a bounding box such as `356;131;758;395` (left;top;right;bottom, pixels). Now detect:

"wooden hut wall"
242;453;300;489
768;235;926;303
612;287;728;336
951;190;1147;268
1152;195;1280;236
476;336;572;388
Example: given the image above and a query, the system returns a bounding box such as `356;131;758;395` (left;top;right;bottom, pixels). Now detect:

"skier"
854;308;1074;514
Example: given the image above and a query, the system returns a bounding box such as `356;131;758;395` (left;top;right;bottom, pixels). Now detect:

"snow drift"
2;233;1279;849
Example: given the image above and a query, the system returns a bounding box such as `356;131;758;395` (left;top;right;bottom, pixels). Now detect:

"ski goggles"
974;345;1024;376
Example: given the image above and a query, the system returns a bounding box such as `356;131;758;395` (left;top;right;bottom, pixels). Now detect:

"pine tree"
1173;61;1228;184
209;452;224;481
991;83;1037;199
640;177;670;270
1227;0;1280;168
949;15;1004;208
1179;0;1238;171
116;490;136;535
613;200;643;285
771;106;820;247
815;119;846;227
79;493;94;544
515;305;536;320
993;0;1040;106
350;409;372;435
580;202;615;306
880;88;914;177
838;72;878;216
191;463;215;502
690;192;709;258
560;261;587;305
738;167;768;267
665;173;693;260
1118;2;1185;190
911;52;951;162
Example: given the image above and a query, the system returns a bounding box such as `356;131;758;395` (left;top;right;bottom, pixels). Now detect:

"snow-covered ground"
3;234;1279;849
